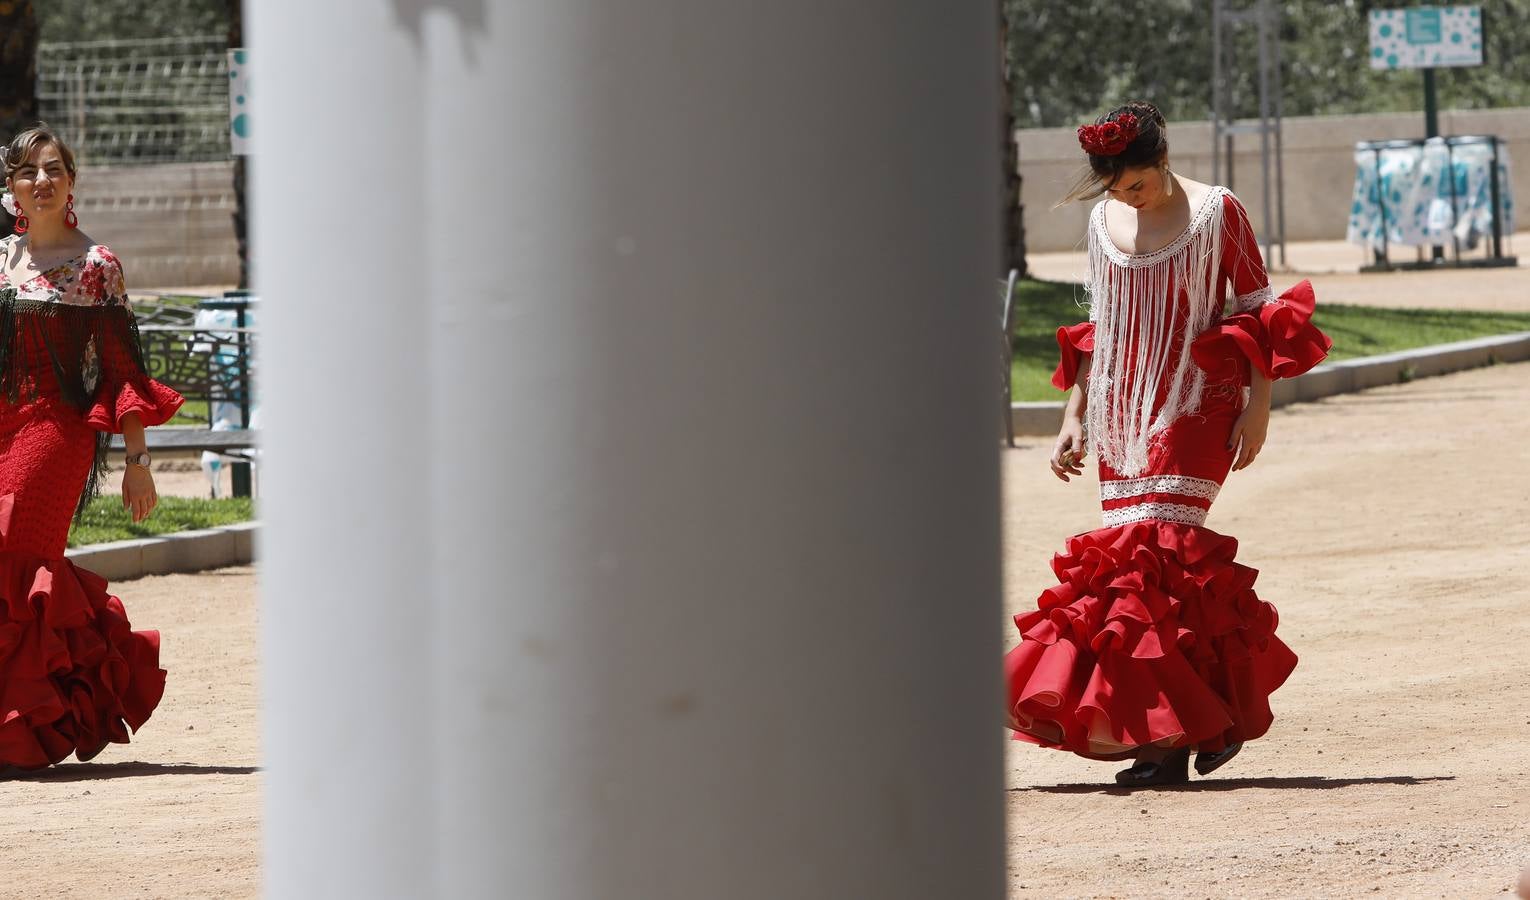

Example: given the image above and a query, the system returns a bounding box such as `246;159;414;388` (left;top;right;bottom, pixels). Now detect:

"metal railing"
133;296;256;426
136;324;257;425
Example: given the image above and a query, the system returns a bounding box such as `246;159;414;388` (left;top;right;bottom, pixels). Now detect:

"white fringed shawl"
1084;187;1229;477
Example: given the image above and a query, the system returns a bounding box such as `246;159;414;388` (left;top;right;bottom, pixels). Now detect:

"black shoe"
1114;747;1190;787
1194;742;1242;776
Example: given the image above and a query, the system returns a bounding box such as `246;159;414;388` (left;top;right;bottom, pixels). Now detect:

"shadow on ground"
2;762;260;783
1011;774;1456;795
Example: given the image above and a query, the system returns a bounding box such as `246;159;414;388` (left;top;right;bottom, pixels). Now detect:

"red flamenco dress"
1004;189;1331;760
0;240;182;770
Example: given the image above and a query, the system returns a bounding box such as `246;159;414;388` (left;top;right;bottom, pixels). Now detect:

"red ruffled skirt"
0;553;165;770
1004;521;1296;759
0;386;178;770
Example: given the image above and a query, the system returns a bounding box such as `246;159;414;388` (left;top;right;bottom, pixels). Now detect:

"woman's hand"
1229;369;1274;472
122;463;159;523
1228;399;1270;471
1049;417;1088;482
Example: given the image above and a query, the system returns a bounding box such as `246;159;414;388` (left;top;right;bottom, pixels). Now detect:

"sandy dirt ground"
98;451;242;501
0;566;260;899
1002;360;1530;898
1027;230;1530;313
1294;264;1528;313
2;351;1527;898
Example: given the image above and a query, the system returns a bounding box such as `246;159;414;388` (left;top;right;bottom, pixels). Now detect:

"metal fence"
134;297;256;426
37;35;230;166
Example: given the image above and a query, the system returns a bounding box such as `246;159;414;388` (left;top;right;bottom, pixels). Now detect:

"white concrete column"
250;5;432;898
258;3;1004;898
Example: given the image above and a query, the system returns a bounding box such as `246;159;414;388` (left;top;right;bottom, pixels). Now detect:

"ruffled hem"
1050;322;1095;391
0;552;165;769
85;378;185;433
1192;279;1332;383
1003;520;1296;759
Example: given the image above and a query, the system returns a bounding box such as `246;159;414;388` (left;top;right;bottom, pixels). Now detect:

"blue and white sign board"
1370;7;1483;70
228;48;250;155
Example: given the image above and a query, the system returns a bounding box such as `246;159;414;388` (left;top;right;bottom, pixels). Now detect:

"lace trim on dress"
1232;284;1276;314
1099;474;1221;503
1101;501;1210;528
1090;186;1230;269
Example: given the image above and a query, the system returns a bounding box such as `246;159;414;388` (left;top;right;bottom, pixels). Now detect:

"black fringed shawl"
0;286;151;519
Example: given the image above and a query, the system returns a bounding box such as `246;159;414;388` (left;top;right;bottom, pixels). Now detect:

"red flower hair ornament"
1077;113;1140;156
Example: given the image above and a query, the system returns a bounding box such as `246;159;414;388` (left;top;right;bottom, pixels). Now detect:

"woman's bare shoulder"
1178;177;1217;208
80;235;121;266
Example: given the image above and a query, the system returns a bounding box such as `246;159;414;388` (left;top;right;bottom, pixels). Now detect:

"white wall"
1019;106;1530;253
78;161;238;289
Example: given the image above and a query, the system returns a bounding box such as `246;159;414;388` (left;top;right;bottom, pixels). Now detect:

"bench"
109;427;259;458
128;293;260;494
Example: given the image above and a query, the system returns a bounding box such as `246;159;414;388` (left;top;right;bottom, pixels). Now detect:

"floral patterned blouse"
0;236;130;306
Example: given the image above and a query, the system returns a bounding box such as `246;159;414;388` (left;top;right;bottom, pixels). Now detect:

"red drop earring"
64;194;78;229
12;211;26;234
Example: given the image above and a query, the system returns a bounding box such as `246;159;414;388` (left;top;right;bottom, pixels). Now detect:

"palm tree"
0;0;40;233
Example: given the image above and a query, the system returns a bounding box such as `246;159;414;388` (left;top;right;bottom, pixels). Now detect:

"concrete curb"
1009;331;1530;437
65;521;259;582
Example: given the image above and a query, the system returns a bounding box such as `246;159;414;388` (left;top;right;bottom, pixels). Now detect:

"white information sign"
1369;6;1483;70
228;49;250;155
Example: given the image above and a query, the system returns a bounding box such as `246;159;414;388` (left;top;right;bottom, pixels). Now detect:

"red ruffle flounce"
1192;279;1333;383
1050;322;1095;391
1004;520;1296;759
0;553;165;769
85;378;185;434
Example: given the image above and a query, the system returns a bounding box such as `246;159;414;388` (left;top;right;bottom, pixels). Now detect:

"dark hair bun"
1056;100;1173;206
1083;100;1168;185
1114;100;1166;132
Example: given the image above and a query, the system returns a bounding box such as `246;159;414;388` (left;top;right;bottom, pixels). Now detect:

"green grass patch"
1008;278;1093;403
1311;304;1530;363
167;398;211;427
67;496;255;549
1008;278;1530;402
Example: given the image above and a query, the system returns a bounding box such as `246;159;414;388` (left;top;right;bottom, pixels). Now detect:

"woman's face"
6;142;74;221
1105;163;1168;212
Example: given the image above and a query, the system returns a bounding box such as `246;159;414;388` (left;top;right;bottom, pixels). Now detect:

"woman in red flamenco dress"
0;125;182;771
1003;102;1332;787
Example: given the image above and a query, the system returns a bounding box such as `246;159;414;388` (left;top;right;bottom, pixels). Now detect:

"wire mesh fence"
37;35;231;166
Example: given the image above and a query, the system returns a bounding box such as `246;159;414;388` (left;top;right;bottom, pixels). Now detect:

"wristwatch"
125;452;152;470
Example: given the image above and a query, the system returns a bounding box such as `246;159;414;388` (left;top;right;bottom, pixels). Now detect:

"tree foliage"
1004;0;1530;128
37;0;227;43
0;0;38;234
0;0;39;139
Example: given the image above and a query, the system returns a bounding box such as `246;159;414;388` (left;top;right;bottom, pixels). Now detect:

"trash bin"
1347;134;1516;270
194;291;259;498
